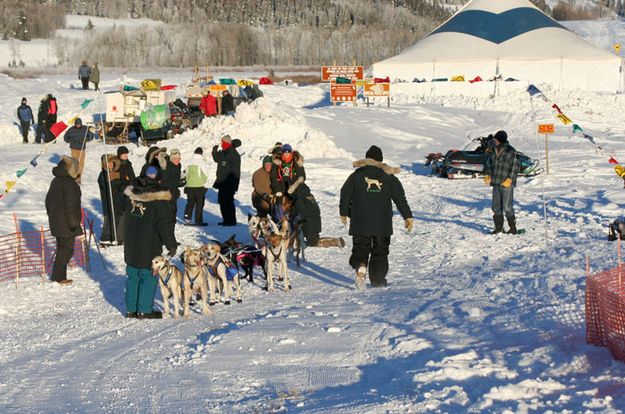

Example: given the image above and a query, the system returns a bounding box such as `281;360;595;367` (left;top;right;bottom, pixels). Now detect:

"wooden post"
586;255;590;278
387;96;390;108
544;133;550;175
40;225;46;282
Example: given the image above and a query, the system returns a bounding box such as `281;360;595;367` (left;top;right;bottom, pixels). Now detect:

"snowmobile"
425;135;542;179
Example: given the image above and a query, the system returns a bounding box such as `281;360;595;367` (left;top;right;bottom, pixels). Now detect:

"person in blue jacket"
17;97;34;143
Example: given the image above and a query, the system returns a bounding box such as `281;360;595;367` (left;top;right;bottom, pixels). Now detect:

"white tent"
370;0;623;92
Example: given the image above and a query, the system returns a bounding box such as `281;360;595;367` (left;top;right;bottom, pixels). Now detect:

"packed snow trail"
1;71;625;412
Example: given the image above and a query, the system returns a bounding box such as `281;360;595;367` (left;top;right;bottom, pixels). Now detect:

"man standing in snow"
483;130;520;234
183;147;210;225
63;118;95;185
36;96;48;143
45;94;58;143
199;90;217;117
123;165;178;319
45;156;82;285
339;145;413;289
90;63;100;91
212;135;241;226
16;97;34;143
78;61;91;90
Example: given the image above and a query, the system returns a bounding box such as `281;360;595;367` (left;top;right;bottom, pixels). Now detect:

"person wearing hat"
212;134;241;226
78;61;91;90
97;154;123;246
36;96;49;143
16;97;34;143
220;90;235;116
63;117;95;184
123;165;177;319
45;94;58;143
45;156;83;285
183;147;210;225
140;146;168;179
483;130;521;234
252;155;275;218
116;146;135;242
159;149;185;232
199;90;217;116
339;145;413;289
270;143;306;206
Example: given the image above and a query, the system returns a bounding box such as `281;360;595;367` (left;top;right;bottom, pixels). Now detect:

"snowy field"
1;68;625;413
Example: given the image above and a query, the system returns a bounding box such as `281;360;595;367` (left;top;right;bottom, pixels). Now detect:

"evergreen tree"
14;11;30;41
85;19;94;30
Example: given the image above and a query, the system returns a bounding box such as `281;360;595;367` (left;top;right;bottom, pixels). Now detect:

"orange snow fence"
0;228;89;284
586;265;625;362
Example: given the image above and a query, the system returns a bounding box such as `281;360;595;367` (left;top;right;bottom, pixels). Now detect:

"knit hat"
494;130;508;144
194;147;203;155
365;145;383;162
74;118;83;127
117;146;129;156
21;97;26;104
282;143;293;153
170;148;181;159
262;155;273;165
222;134;232;144
146;166;158;178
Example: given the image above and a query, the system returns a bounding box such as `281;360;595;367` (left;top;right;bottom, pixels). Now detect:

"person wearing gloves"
483;130;521;234
63;118;95;184
339;145;413;289
270;143;306;203
212;135;241;226
183;147;210;225
17;97;34;143
251;155;274;218
123;165;177;319
45;156;83;285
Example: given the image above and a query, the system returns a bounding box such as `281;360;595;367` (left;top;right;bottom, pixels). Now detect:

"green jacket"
484;143;520;186
184;153;209;188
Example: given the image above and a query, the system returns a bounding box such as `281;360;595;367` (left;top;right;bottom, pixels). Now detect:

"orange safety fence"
586;265;625;362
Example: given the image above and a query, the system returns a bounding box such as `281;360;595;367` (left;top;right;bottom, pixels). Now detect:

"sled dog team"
152;213;292;318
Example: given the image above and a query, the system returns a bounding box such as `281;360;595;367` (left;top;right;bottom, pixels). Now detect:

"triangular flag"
68;115;78;125
5;181;16;193
50;121;68;138
556;113;572;125
552;103;563;114
80;99;93;110
16;168;27;178
583;133;597;145
610;157;620;165
30;154;40;167
572;124;583;133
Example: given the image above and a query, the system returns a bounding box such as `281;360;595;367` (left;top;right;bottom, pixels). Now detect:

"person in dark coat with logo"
221;90;235;115
339;145;413;288
63;118;95;184
212;135;241;226
123;166;177;319
45;156;83;285
16;97;34;143
483;130;521;234
98;154;123;246
36;96;48;143
78;61;91;90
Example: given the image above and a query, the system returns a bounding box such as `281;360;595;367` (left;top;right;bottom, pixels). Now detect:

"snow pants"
491;186;515;219
184;187;207;223
20;121;30;143
51;236;75;282
349;235;391;287
125;265;157;314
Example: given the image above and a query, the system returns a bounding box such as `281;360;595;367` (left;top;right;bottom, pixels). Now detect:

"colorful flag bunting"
5;181;16;193
552;103;563;114
572;124;583;133
80;99;93;110
50;121;68;138
556;113;572;125
16;168;27;178
610;157;620;165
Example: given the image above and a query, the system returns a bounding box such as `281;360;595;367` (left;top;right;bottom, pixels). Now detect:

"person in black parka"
291;183;321;246
98;154;123;245
123;167;178;319
212;135;241;226
45;156;83;285
36;97;48;143
339;145;413;288
221;90;235;115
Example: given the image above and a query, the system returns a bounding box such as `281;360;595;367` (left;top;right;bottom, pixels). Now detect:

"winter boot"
356;264;367;290
491;215;504;234
316;237;346;248
506;216;517;235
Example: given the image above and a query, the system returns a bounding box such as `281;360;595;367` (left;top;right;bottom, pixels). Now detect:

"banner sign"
322;66;364;81
330;83;357;102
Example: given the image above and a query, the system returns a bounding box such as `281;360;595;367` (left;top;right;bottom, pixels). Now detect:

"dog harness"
186;263;202;289
160;265;174;286
205;255;239;281
268;245;283;262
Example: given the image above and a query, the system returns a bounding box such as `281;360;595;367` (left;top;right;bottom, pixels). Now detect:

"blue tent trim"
431;8;565;44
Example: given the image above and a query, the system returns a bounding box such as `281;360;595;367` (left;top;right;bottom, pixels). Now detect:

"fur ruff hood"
53;155;80;179
273;151;304;167
101;154;121;172
146;147;168;170
124;185;172;202
352;158;401;175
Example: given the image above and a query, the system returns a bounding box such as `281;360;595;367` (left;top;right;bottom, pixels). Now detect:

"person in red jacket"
199;91;217;117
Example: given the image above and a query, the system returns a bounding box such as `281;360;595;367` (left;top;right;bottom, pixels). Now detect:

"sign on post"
209;84;228;97
538;123;555;174
363;82;390;97
330;83;357;102
322;66;364;82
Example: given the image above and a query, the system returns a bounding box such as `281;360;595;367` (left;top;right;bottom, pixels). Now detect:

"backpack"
608;219;625;241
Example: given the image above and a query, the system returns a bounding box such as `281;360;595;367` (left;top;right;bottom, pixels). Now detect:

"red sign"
322;66;364;81
538;124;555;134
330;83;357;102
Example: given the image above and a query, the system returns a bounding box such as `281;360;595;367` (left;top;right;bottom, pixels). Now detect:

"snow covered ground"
1;70;625;413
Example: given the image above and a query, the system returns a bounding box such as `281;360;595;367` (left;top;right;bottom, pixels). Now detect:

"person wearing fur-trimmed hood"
98;154;123;246
45;156;83;285
140;146;168;179
122;166;177;319
270;143;306;203
339;145;413;288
